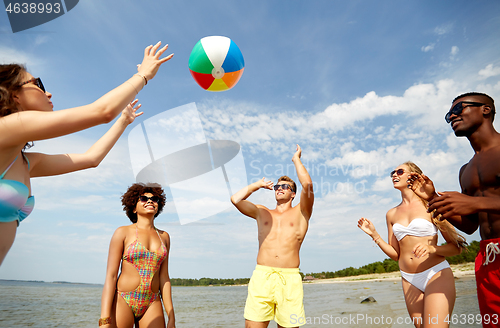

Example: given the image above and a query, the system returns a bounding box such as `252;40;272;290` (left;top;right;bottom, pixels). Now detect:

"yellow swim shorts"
244;265;305;327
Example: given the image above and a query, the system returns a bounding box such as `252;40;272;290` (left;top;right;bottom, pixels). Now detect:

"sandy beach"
306;262;476;284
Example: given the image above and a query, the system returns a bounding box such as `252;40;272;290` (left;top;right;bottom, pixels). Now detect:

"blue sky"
1;1;500;284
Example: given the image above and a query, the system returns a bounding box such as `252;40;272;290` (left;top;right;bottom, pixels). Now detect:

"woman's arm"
357;214;400;261
0;42;172;149
27;100;141;177
159;231;175;328
100;227;126;327
413;221;462;258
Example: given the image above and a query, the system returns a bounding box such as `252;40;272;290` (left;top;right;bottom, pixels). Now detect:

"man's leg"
245;319;270;328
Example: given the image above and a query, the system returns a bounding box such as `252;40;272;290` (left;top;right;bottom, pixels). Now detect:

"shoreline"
305;262;476;284
1;263;476;287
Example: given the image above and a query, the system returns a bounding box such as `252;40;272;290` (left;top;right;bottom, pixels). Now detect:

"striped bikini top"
0;155;35;223
392;218;437;241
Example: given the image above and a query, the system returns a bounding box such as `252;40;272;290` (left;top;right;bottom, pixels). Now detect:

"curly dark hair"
0;64;34;151
121;183;166;223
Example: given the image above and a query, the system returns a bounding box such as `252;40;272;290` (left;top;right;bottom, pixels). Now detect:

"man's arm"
407;170;479;234
293;145;314;220
231;177;273;219
427;165;480;234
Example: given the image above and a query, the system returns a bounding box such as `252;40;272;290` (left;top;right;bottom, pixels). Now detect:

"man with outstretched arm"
408;92;500;328
231;144;314;328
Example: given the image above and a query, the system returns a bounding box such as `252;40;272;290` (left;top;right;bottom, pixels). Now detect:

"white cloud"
478;64;500;80
434;23;454;35
421;43;435;52
0;46;39;67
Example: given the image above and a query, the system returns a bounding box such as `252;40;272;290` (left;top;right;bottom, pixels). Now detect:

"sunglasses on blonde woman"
389;169;405;177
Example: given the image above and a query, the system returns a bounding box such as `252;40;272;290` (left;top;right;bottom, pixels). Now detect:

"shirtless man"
231;145;314;328
408;92;500;327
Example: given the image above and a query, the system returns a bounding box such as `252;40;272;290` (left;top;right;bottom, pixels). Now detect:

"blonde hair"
402;161;468;249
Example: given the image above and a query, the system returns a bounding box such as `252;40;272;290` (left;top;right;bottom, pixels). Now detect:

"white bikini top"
392;218;438;241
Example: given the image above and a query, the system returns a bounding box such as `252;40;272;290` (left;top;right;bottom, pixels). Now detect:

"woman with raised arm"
0;42;173;265
357;161;467;328
100;183;174;328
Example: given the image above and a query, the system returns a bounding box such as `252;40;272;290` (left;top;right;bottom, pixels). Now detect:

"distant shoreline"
0;279;103;286
305;262;475;284
0;263;476;287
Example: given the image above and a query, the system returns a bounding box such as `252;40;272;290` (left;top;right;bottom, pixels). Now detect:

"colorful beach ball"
188;36;245;92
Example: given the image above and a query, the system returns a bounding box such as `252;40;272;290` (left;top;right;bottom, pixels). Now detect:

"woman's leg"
138;298;166;328
0;221;17;266
114;292;136;328
423;268;456;327
402;278;425;328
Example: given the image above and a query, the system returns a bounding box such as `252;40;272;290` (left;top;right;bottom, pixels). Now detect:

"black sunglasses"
445;101;485;123
19;77;45;93
390;169;405;177
273;184;295;192
139;195;160;203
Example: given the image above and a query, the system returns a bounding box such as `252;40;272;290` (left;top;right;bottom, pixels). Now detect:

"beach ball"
188;36;245;92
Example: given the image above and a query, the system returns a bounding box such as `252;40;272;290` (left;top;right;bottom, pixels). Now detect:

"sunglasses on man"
273;184;295;192
445;101;486;123
138;195;160;203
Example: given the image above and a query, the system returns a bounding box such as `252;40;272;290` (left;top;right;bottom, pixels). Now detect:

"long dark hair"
0;64;33;151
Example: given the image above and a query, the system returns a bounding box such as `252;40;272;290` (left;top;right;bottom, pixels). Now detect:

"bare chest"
258;210;307;241
461;150;500;196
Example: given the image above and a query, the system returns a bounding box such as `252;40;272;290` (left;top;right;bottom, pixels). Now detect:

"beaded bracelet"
98;317;111;326
373;236;381;245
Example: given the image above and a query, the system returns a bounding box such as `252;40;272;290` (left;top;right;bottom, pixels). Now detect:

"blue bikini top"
392;218;437;241
0;155;35;223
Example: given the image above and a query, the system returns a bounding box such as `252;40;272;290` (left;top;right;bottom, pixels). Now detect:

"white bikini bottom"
400;260;450;293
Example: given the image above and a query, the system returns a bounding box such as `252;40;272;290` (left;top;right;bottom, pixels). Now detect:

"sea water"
0;277;480;327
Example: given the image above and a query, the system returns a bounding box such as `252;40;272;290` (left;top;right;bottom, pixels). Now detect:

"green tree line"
304;240;479;279
170;277;250;286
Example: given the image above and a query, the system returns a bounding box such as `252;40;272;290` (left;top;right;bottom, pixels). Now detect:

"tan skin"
231;145;314;328
409;95;500;240
0;42;173;265
101;193;175;328
358;164;461;328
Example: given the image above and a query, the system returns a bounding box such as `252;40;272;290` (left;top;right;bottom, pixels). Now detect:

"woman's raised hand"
357;217;376;237
137;41;174;82
120;99;143;125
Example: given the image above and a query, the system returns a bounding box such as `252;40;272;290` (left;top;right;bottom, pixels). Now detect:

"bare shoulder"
110;225;131;243
157;229;171;245
115;225;133;235
386;207;397;224
256;204;272;215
